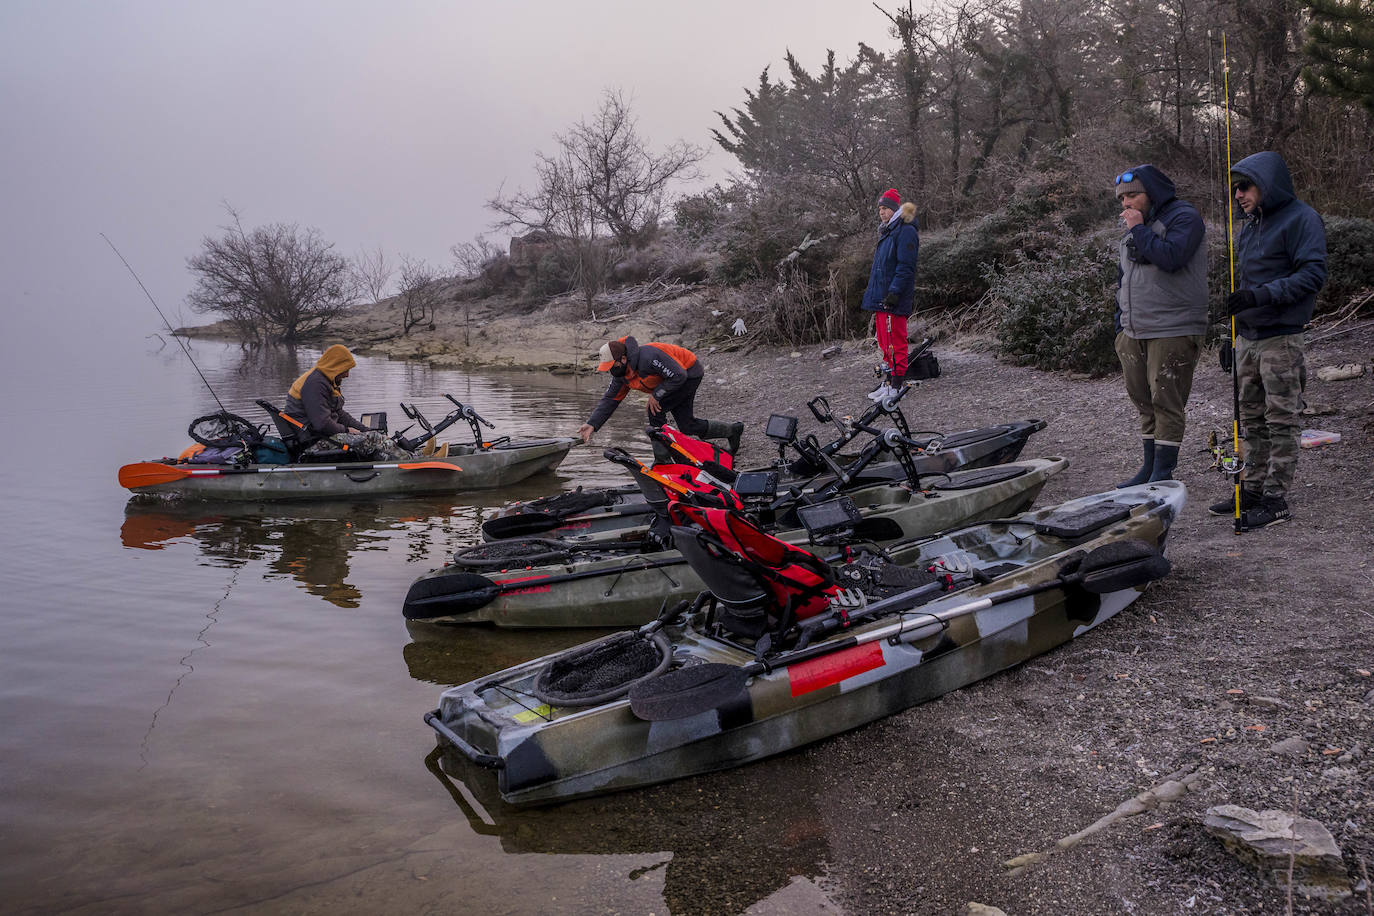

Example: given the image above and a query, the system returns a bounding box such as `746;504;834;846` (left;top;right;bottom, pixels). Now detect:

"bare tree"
353;246;395;303
450;234;504;281
489;89;704;314
396;256;445;336
186;204;355;344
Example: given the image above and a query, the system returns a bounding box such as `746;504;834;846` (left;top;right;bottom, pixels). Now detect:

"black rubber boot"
1147;443;1179;482
701;420;745;455
726;421;744;455
1116;439;1155;488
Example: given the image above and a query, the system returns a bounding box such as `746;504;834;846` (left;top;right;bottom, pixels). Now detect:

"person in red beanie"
860;188;920;386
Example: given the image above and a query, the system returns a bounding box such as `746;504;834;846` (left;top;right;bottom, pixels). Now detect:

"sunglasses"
1114;171;1135;185
1232;179;1254;193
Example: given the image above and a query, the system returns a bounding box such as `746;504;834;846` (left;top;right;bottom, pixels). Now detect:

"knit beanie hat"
878;188;901;209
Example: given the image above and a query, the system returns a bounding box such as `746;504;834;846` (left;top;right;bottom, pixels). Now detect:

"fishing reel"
1206;429;1245;477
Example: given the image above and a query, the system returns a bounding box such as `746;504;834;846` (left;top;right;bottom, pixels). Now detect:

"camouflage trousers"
1236;333;1306;498
304;430;413;462
1114;332;1202;446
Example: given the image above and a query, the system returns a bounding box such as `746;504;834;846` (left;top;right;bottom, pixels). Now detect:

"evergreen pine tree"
1303;0;1374;113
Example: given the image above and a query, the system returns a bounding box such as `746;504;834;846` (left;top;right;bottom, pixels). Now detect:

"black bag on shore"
906;353;940;380
905;336;940;380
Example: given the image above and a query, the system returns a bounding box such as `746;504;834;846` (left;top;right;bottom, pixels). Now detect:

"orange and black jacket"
586;336;702;430
283;345;362;436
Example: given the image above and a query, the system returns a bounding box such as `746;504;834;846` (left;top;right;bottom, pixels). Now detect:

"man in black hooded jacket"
1210;152;1327;531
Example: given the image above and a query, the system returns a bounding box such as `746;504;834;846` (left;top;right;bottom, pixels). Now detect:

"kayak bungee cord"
102;233;234;419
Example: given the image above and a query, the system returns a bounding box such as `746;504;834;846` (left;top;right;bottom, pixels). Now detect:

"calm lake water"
0;332;840;915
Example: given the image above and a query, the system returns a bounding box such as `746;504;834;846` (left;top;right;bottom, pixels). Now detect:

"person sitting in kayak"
578;336;744;455
283;344;412;461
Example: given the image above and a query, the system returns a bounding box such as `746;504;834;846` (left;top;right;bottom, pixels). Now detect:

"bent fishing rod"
101;232;231;417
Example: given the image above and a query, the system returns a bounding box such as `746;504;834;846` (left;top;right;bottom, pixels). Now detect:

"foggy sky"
0;0;900;349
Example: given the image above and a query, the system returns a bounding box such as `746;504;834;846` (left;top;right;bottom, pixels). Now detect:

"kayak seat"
602;448;743;516
647;426;737;483
669;503;837;641
255;399;370;463
1033;503;1133;540
256;399;312;461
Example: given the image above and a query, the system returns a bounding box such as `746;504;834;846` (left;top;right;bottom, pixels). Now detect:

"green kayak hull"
426;480;1185;805
404;456;1069;627
121;438;575;501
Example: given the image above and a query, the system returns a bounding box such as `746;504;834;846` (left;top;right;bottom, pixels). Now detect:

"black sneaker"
1239;496;1290;532
1208;489;1260;516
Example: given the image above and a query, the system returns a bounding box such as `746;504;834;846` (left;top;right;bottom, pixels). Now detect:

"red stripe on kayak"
493;574;552;595
788;642;885;697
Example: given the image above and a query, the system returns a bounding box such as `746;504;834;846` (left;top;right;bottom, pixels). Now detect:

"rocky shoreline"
191;292;1373;912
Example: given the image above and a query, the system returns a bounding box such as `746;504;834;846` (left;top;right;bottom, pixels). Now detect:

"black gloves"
1225;289;1258;316
882;293;898;307
1218;340;1233;372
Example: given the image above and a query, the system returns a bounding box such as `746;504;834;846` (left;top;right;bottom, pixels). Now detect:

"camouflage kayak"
481;418;1047;542
423;480;1184;806
403;456;1069;627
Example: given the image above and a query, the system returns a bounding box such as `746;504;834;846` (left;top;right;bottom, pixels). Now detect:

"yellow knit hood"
289;344;356;399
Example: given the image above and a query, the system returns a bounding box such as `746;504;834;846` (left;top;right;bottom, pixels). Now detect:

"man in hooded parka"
283;344;412;461
1211;152;1327;531
1111;164;1209;487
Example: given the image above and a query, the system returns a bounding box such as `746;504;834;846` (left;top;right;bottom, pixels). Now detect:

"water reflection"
121;498;483;608
423;746;835;916
403;621;604;687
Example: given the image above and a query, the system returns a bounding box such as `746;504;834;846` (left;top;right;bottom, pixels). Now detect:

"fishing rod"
1205;35;1245;534
101;232;231;417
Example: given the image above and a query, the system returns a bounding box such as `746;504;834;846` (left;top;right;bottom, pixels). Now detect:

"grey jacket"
1115;165;1209;339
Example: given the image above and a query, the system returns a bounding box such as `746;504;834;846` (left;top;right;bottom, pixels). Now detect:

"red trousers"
875;312;909;376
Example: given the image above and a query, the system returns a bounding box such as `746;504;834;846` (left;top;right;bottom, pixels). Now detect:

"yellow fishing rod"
1214;33;1246;534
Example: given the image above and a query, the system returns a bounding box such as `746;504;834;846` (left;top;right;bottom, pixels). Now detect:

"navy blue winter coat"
1230;151;1327;341
860;202;920;317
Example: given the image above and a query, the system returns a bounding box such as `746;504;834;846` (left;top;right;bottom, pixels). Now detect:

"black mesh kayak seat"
669;502;838;641
934;425;1008;450
1033;503;1134;539
529;631;673;707
452;538;574;570
930;465;1027;490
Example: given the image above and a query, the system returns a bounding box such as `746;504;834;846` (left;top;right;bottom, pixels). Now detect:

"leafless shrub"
396;256;445;336
352;246;394;304
186;204;355;344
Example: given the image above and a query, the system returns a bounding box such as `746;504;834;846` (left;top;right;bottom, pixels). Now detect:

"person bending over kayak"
283;344;412;461
578;336;744;456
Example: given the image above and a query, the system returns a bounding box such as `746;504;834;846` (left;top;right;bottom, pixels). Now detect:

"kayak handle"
423;710;505;769
345;471;380;483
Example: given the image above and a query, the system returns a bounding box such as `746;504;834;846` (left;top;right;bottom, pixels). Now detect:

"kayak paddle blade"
118;462;192;489
628;662;749;721
403;571;500;620
480;511;564;541
398;461;462;471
